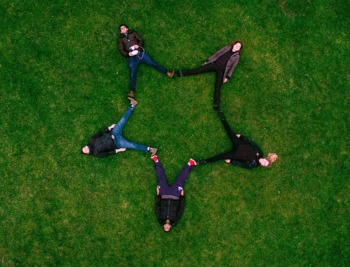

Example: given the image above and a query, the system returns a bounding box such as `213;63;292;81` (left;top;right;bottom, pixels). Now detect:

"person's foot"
167;71;175;78
128;97;138;106
188;158;197;166
151;155;159;163
127;91;135;98
150;148;158;156
213;104;220;110
175;70;183;77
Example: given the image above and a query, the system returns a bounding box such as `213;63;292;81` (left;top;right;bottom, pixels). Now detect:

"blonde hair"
266;153;278;166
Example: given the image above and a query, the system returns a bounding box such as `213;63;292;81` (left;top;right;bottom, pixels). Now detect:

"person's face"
232;42;242;52
82;146;90;154
120;25;128;34
259;158;269;167
163;221;172;232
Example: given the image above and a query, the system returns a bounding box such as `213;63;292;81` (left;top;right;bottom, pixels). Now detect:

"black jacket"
155;195;185;226
87;128;117;157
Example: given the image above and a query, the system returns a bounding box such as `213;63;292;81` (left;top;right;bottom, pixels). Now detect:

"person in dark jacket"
199;110;278;168
151;155;197;232
118;24;174;98
81;98;157;157
176;41;242;109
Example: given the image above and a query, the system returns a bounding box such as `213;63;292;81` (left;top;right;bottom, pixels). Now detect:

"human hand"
108;124;116;130
133;45;139;49
225;159;231;163
115;148;126;153
156;186;160;195
236;134;241;138
223;78;228;83
181;189;184;196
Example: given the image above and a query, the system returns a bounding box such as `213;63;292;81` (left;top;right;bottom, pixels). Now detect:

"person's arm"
118;38;129;57
92;149;118;158
155;195;163;223
132;31;144;47
225;54;240;80
229;159;257;169
201;151;233;164
90;127;111;139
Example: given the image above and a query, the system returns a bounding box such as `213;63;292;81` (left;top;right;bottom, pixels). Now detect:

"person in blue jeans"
118;24;174;98
81;98;157;157
151;155;197;232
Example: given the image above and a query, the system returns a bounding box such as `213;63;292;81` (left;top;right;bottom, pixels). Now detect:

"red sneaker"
188;158;197;166
151;155;159;163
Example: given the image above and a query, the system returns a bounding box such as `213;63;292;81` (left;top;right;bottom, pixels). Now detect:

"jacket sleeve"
230;159;256;169
92;149;116;158
155;195;162;223
133;31;144;47
225;54;240;79
118;38;129;58
202;151;233;164
173;196;185;226
90;127;110;139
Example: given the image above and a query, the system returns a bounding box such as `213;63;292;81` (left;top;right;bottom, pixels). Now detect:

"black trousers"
182;63;225;107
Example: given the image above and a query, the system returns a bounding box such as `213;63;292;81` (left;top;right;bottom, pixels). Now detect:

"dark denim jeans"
128;51;167;91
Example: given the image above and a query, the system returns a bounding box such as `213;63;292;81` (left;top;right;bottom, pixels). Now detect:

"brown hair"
231;40;243;51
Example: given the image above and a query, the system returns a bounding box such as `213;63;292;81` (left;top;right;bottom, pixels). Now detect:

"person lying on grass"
176;41;242;110
151;155;197;232
81;98;157;157
198;109;278;168
118;24;174;98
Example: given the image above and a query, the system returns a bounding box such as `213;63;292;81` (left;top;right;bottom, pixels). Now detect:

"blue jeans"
111;106;148;152
128;51;167;91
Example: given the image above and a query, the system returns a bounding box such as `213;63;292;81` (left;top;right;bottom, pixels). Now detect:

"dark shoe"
167;71;175;78
175;70;183;77
127;91;135;98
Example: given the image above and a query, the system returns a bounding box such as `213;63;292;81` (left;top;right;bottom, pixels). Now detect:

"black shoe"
175;70;183;77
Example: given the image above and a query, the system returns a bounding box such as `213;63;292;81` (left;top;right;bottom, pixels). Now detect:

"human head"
81;145;90;154
259;153;278;167
119;24;129;34
163;219;172;232
232;41;242;52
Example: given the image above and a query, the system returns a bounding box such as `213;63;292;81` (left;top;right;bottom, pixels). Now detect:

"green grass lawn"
1;0;349;265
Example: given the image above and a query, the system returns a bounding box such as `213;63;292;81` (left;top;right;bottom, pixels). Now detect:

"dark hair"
231;40;243;51
119;24;129;30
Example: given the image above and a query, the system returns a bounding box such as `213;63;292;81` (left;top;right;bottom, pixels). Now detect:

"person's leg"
115;135;149;152
111;106;133;138
180;63;216;77
140;52;167;74
166;164;192;197
154;161;171;195
128;57;140;92
213;69;225;108
219;113;241;148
